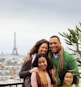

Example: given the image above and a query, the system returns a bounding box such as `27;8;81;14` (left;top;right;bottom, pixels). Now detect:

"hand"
29;67;38;73
23;54;30;62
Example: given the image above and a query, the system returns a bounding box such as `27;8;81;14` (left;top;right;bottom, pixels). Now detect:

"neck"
38;68;46;72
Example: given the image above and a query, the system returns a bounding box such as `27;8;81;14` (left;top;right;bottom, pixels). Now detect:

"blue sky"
0;0;81;55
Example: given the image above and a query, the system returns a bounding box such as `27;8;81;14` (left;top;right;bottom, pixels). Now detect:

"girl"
59;70;79;87
31;54;56;87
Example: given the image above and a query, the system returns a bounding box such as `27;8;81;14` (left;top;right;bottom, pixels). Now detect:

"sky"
0;0;81;55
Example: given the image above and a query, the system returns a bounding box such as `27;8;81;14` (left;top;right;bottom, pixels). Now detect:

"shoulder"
64;51;75;59
32;71;37;75
31;53;37;58
64;51;77;62
64;50;72;56
31;53;37;63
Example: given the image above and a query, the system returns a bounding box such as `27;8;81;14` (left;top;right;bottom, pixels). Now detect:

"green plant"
59;23;81;60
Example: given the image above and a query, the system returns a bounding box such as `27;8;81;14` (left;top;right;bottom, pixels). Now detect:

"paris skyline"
0;0;81;55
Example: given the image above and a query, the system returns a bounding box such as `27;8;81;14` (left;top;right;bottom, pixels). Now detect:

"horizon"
0;0;81;55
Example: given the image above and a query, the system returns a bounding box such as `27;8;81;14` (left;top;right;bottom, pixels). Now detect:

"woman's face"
38;57;47;71
38;43;48;54
63;72;73;86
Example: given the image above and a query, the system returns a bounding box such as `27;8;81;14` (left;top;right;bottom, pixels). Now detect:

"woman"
19;39;50;87
31;54;56;87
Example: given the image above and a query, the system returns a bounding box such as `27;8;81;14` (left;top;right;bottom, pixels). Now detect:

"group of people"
19;35;80;87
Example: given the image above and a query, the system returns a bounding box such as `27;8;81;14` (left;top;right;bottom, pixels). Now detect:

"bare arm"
31;72;38;87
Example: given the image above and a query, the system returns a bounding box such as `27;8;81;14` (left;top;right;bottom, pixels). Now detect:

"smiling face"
49;37;61;54
63;72;73;87
38;43;48;54
38;56;47;71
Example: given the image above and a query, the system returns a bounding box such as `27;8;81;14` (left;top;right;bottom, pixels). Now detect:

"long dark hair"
59;69;79;86
32;54;55;84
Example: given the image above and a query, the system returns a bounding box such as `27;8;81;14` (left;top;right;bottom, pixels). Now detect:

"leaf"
58;22;81;58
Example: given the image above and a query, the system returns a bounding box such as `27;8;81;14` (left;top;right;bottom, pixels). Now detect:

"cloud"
0;0;81;55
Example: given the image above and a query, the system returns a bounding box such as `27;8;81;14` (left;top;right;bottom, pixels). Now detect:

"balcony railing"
0;79;23;87
0;82;23;87
0;64;81;87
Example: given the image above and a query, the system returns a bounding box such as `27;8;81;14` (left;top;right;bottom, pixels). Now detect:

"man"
49;35;80;86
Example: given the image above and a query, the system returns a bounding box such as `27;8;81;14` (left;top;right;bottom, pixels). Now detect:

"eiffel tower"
12;32;18;55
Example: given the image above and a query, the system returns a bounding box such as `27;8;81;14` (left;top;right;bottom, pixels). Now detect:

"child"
31;54;56;87
59;69;79;87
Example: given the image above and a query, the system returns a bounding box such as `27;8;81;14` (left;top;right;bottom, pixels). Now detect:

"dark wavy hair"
29;39;49;56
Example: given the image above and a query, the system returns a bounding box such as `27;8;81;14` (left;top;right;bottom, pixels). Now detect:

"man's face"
49;37;61;54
